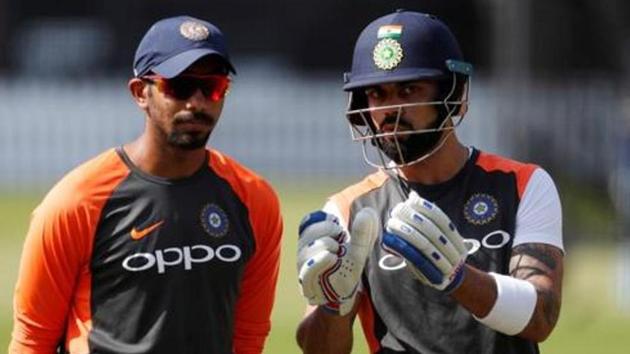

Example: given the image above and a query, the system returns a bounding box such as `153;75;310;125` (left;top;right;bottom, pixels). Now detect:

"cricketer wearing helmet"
296;10;564;354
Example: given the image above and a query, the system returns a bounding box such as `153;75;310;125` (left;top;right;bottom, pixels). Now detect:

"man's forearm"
450;264;498;317
296;306;354;354
452;244;564;342
509;243;564;342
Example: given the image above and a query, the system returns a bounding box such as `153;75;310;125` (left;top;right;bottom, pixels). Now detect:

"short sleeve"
513;168;564;251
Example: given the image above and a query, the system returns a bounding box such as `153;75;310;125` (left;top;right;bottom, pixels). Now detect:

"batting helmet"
343;10;473;168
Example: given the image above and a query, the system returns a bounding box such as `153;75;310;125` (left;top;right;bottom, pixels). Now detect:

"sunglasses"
142;74;231;101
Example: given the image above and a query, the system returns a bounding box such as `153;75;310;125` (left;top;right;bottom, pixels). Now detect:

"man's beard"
167;112;215;150
375;115;444;164
167;130;211;150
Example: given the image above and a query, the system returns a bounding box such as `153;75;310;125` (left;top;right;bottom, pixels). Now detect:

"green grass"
0;193;40;350
555;175;618;242
2;185;629;353
540;245;630;353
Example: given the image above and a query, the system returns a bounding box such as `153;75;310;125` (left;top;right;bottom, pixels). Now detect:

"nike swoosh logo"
130;220;165;240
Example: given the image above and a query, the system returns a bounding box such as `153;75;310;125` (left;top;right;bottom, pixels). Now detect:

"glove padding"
383;191;468;292
297;208;379;315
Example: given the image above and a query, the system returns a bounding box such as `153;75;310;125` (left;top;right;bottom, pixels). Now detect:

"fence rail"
0;66;623;192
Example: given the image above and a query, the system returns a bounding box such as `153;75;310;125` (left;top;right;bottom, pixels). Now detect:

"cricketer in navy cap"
133;15;236;78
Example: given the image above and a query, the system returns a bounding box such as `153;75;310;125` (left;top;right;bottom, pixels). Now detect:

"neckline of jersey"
405;147;479;195
115;146;210;186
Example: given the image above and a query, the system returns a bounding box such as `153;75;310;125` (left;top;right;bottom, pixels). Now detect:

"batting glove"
382;191;468;293
297;208;379;315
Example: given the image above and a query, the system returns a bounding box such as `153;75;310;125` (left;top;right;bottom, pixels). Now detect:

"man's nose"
377;104;405;125
185;88;208;110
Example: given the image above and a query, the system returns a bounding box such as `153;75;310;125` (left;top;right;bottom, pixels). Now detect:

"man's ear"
458;101;468;116
129;78;150;109
457;83;469;116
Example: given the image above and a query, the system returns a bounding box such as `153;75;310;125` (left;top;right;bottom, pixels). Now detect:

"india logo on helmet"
373;38;404;70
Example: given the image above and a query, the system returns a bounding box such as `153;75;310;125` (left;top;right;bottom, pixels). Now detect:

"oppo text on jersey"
122;244;242;274
379;230;511;271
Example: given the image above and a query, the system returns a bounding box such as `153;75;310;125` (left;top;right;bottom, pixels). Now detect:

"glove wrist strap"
443;262;467;293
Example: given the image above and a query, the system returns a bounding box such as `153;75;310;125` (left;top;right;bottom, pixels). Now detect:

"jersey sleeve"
232;180;283;354
11;149;126;354
513;168;564;251
10;193;92;353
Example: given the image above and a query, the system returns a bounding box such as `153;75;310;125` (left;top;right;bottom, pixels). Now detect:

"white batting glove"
297;208;379;315
383;191;468;292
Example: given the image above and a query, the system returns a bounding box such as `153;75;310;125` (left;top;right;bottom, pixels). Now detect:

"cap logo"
179;20;210;41
373;38;404;70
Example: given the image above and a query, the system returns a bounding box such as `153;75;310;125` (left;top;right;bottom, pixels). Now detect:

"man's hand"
297;208;379;315
382;191;468;292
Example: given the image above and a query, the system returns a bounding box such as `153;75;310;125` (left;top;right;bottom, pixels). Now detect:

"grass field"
2;184;629;353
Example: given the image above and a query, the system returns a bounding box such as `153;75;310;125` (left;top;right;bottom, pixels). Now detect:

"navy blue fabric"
133;15;236;78
343;10;469;90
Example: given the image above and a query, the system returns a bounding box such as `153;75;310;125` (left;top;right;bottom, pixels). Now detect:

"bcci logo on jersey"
464;193;498;225
201;203;229;238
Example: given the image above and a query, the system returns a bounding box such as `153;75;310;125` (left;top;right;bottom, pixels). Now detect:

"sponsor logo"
200;204;229;238
130;220;165;240
122;244;242;274
378;230;511;271
464;193;499;225
463;230;511;254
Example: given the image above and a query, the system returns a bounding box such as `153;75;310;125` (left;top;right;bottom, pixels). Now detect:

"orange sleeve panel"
475;152;538;199
328;170;389;227
357;292;381;354
209;151;283;354
10;149;130;354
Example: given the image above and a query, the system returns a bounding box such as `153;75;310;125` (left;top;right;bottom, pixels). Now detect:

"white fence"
0;64;623;191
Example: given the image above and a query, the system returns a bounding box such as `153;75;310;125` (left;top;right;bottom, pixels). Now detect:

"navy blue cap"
343;10;471;91
133;16;236;78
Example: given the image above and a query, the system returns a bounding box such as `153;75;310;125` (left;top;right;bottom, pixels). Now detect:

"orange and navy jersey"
325;148;562;354
10;147;283;354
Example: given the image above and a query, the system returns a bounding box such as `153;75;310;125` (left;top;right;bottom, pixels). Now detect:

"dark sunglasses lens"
166;77;199;100
158;76;229;101
199;79;228;101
